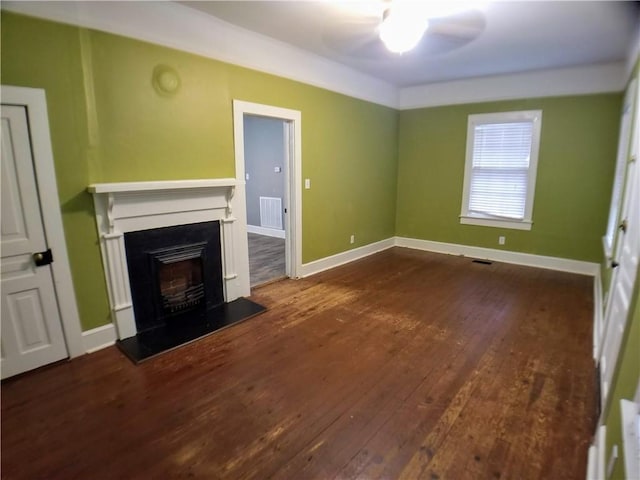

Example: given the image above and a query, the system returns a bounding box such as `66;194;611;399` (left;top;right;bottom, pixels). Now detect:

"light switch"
274;166;282;173
245;173;250;181
305;178;311;189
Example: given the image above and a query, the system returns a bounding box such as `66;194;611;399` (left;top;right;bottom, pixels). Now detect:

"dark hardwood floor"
248;232;286;287
1;247;596;479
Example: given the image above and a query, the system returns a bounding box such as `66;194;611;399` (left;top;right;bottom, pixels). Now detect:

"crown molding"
1;1;398;108
398;62;627;110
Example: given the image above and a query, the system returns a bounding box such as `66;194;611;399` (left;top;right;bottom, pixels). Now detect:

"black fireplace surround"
117;221;265;363
125;221;224;333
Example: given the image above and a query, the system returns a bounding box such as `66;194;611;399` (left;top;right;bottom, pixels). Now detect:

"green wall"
396;95;622;262
0;15;111;330
1;12;398;330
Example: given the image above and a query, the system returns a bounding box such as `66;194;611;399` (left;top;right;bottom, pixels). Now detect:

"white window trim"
460;110;542;231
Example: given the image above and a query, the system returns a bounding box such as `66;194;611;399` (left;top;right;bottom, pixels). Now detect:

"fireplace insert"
124;221;224;333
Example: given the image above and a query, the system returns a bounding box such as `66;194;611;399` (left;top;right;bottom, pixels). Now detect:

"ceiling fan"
323;0;488;56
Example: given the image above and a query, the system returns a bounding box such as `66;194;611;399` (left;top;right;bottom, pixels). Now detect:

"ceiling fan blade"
322;4;485;59
428;11;486;40
322;17;385;57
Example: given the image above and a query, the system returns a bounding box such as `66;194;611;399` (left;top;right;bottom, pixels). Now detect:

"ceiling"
180;1;639;87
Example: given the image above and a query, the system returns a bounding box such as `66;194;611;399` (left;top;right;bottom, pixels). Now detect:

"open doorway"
232;101;302;289
244;115;287;286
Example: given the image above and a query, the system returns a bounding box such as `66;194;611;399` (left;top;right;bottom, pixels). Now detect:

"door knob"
33;249;53;266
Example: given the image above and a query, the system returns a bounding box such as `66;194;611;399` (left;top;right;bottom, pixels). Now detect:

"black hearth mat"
117;298;266;364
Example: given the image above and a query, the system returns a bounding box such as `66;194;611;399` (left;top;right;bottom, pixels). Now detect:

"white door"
599;90;640;407
1;104;68;379
597;81;637;356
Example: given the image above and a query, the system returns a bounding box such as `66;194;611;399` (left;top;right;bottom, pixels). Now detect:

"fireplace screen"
157;253;205;314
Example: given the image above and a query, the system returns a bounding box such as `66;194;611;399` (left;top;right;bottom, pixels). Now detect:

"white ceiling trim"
398;62;626;110
2;1;398;108
3;2;630;111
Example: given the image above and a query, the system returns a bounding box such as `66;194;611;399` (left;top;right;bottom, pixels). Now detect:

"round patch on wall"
152;65;181;96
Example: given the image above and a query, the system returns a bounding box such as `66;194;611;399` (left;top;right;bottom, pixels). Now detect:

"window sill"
460;215;532;231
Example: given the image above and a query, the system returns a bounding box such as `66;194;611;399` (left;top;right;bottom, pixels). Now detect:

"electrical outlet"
350;234;355;244
245;173;250;181
499;236;505;245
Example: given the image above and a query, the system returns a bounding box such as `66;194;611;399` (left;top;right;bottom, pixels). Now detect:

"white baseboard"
247;224;285;239
82;323;117;354
299;238;395;278
395;236;600;276
298;235;600;279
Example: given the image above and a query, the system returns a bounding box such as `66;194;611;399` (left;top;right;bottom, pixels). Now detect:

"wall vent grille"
259;196;283;230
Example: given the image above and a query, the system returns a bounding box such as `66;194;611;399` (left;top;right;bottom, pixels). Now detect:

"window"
460;110;542;231
603;79;636;259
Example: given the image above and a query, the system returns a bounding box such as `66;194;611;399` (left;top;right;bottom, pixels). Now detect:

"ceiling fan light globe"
379;14;428;54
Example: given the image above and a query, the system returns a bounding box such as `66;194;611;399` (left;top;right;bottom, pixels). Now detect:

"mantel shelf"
88;178;237;194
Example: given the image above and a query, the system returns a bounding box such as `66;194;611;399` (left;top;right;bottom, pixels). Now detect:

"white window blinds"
468;122;533;220
460;110;542;231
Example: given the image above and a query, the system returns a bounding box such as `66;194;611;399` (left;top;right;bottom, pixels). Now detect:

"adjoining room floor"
248;232;285;287
1;247;596;479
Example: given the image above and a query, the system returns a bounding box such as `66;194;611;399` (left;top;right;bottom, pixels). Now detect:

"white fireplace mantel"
88;178;237;194
88;179;250;340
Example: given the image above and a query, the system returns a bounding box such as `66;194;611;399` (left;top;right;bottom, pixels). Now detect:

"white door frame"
1;85;84;358
233;100;302;279
596;80;637;359
598;73;640;409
